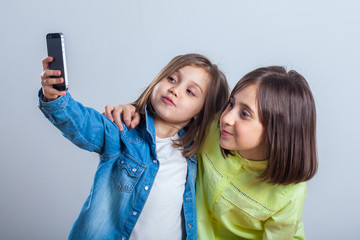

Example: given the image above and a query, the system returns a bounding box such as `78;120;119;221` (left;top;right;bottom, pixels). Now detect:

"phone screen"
46;33;68;91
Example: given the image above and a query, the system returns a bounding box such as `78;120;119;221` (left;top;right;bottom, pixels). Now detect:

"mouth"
162;96;175;106
221;129;233;137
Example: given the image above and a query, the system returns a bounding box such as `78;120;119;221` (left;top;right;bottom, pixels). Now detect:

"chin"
219;139;231;150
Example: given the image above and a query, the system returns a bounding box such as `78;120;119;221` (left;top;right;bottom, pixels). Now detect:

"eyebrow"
240;103;255;114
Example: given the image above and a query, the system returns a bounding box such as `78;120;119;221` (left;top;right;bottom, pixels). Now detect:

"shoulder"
265;182;308;211
274;182;307;199
120;119;149;144
234;177;307;213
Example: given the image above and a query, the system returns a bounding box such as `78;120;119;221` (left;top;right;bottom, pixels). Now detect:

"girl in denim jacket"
39;53;229;240
106;66;318;239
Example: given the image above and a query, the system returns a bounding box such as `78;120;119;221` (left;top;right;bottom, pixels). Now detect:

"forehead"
176;65;208;75
232;84;259;108
176;66;210;84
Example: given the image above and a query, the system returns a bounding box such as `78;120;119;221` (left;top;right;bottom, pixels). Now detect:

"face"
219;84;266;160
150;65;210;128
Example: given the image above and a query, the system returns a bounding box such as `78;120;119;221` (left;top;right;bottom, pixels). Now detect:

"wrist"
43;95;53;102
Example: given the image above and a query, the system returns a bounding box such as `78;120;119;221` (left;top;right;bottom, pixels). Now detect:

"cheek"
234;124;253;143
254;123;265;138
152;84;160;95
149;92;155;106
248;125;265;145
186;98;205;114
150;85;161;102
195;100;206;113
258;127;266;144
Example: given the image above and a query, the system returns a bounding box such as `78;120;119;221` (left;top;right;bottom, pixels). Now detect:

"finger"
123;106;134;128
113;107;124;131
42;77;63;87
42;57;54;71
104;105;115;121
43;85;66;99
44;85;65;97
41;69;61;80
130;112;141;129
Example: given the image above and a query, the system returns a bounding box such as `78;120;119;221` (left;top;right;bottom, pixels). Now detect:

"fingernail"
62;92;66;95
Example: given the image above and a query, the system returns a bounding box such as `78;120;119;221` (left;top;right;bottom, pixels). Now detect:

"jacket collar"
144;105;156;145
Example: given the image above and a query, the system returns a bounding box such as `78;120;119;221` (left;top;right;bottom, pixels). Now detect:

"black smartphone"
46;32;69;91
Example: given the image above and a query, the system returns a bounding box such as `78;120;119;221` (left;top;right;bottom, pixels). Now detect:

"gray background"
1;0;359;239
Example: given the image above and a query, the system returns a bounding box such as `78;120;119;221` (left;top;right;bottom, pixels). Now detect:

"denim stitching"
100;152;121;161
120;129;144;144
112;158;144;192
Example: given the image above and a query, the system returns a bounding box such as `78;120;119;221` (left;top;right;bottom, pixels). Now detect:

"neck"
153;117;188;138
237;145;267;161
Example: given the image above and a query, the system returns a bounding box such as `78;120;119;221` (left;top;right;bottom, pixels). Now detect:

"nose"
169;87;179;97
221;109;235;126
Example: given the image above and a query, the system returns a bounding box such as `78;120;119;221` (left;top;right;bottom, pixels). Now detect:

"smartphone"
46;32;69;91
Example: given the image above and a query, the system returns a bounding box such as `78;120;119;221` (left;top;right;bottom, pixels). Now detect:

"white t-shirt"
129;134;188;240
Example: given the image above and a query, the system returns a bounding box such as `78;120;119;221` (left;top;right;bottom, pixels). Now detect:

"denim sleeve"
38;89;120;156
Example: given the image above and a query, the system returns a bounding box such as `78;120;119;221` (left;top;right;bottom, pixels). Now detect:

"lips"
221;129;233;137
162;96;175;106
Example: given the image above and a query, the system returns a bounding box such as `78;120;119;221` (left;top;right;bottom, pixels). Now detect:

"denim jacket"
38;91;197;240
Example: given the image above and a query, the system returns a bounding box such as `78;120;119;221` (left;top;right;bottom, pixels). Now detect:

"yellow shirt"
196;119;307;240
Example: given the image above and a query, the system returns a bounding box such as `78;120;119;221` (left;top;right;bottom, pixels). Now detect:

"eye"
187;89;195;96
228;101;234;108
168;76;176;83
240;109;251;118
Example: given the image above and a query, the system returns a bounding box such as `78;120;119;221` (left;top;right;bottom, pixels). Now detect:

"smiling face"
150;65;210;129
219;84;266;160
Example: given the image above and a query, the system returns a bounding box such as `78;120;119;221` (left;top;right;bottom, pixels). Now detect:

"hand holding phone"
41;57;66;100
46;33;68;91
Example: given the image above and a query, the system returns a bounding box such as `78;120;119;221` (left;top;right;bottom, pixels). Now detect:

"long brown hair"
134;53;229;157
222;66;318;185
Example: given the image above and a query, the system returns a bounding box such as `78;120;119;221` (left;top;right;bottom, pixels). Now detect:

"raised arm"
39;57;120;156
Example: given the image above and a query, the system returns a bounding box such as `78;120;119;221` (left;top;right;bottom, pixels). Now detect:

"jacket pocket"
111;153;145;192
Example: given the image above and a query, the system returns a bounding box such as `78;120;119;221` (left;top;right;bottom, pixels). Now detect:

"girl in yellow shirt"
196;66;317;239
106;66;318;240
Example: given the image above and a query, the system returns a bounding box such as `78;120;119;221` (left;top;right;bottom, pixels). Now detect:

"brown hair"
134;53;229;157
222;66;318;185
